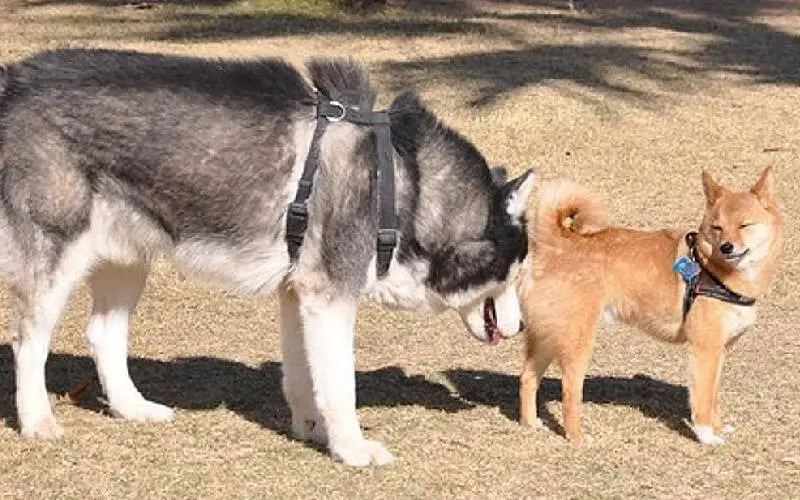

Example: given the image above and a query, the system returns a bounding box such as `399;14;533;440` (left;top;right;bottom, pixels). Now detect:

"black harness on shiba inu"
285;97;396;277
680;231;756;319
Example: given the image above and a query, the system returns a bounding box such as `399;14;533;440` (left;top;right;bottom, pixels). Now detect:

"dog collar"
677;231;756;319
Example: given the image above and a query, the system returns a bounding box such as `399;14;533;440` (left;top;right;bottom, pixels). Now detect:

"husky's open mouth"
484;297;501;345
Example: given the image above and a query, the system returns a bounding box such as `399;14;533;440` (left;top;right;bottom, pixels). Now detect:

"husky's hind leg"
279;286;325;444
13;245;93;438
87;263;173;422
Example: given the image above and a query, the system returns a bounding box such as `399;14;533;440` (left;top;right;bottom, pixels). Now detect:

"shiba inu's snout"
719;241;749;261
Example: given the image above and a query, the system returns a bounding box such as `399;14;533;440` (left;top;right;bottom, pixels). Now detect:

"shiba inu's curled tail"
529;179;609;245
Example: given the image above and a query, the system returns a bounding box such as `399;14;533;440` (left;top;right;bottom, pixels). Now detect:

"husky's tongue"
484;297;501;345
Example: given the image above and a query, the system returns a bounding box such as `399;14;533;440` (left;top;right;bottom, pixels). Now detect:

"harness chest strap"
285;98;396;277
680;231;756;319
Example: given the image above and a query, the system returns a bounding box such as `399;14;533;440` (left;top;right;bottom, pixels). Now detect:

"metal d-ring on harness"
285;97;397;277
676;231;756;319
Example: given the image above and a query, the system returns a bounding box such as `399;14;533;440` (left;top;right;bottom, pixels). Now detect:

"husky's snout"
460;283;523;344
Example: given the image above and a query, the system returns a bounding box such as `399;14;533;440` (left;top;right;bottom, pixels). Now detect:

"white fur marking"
298;293;394;466
279;288;325;444
174;241;289;296
723;304;757;343
366;254;445;313
693;425;726;446
601;306;622;326
15;232;97;438
89;197;171;266
505;171;537;220
88;265;173;422
493;281;523;336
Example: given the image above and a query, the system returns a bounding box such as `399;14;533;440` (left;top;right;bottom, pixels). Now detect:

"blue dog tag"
673;256;700;282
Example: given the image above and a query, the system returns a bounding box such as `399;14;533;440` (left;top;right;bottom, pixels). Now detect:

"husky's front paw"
21;414;65;440
291;417;327;445
330;438;396;467
109;398;174;422
694;425;726;446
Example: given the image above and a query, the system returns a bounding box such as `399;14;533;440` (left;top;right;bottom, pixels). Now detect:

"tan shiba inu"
517;167;783;445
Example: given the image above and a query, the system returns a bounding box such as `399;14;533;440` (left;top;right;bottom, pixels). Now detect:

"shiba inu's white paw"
722;424;735;434
330;438;396;467
21;414;65;440
110;398;174;422
521;416;544;428
694;425;726;446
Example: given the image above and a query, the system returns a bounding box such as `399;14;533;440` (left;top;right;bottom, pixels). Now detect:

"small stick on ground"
66;376;98;405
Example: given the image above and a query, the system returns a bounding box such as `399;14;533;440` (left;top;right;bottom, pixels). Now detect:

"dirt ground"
1;0;799;498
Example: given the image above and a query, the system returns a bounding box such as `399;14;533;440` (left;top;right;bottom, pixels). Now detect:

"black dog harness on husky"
285;97;396;277
680;231;756;319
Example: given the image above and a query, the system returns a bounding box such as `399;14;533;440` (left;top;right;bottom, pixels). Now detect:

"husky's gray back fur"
0;50;387;295
0;49;528;299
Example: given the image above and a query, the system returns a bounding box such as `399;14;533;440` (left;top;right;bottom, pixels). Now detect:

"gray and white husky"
0;49;534;466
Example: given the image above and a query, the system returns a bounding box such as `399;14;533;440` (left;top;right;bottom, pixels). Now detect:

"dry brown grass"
1;0;799;498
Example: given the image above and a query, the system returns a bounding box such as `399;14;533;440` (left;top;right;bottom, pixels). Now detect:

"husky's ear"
389;89;426;114
504;169;536;219
751;166;775;207
702;170;726;206
490;166;509;187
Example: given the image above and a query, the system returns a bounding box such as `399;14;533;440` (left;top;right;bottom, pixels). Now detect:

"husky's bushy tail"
306;59;376;111
528;179;610;247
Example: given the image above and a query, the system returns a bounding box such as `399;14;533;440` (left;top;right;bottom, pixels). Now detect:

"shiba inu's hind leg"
557;306;602;445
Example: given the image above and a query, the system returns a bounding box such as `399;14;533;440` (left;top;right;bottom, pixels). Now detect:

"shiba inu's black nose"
720;242;735;255
519;320;525;332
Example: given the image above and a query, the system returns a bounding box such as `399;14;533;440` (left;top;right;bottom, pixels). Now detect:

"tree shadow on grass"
0;344;473;440
444;369;695;440
9;0;800;107
377;1;800;106
155;11;493;40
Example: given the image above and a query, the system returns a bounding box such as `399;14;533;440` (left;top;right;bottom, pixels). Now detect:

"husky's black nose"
720;242;734;255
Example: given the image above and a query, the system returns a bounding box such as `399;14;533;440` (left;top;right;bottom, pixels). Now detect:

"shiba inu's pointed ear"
702;170;726;205
751;166;775;207
505;169;536;219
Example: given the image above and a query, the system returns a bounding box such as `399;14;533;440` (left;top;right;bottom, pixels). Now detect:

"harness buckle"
286;202;309;245
377;228;397;250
